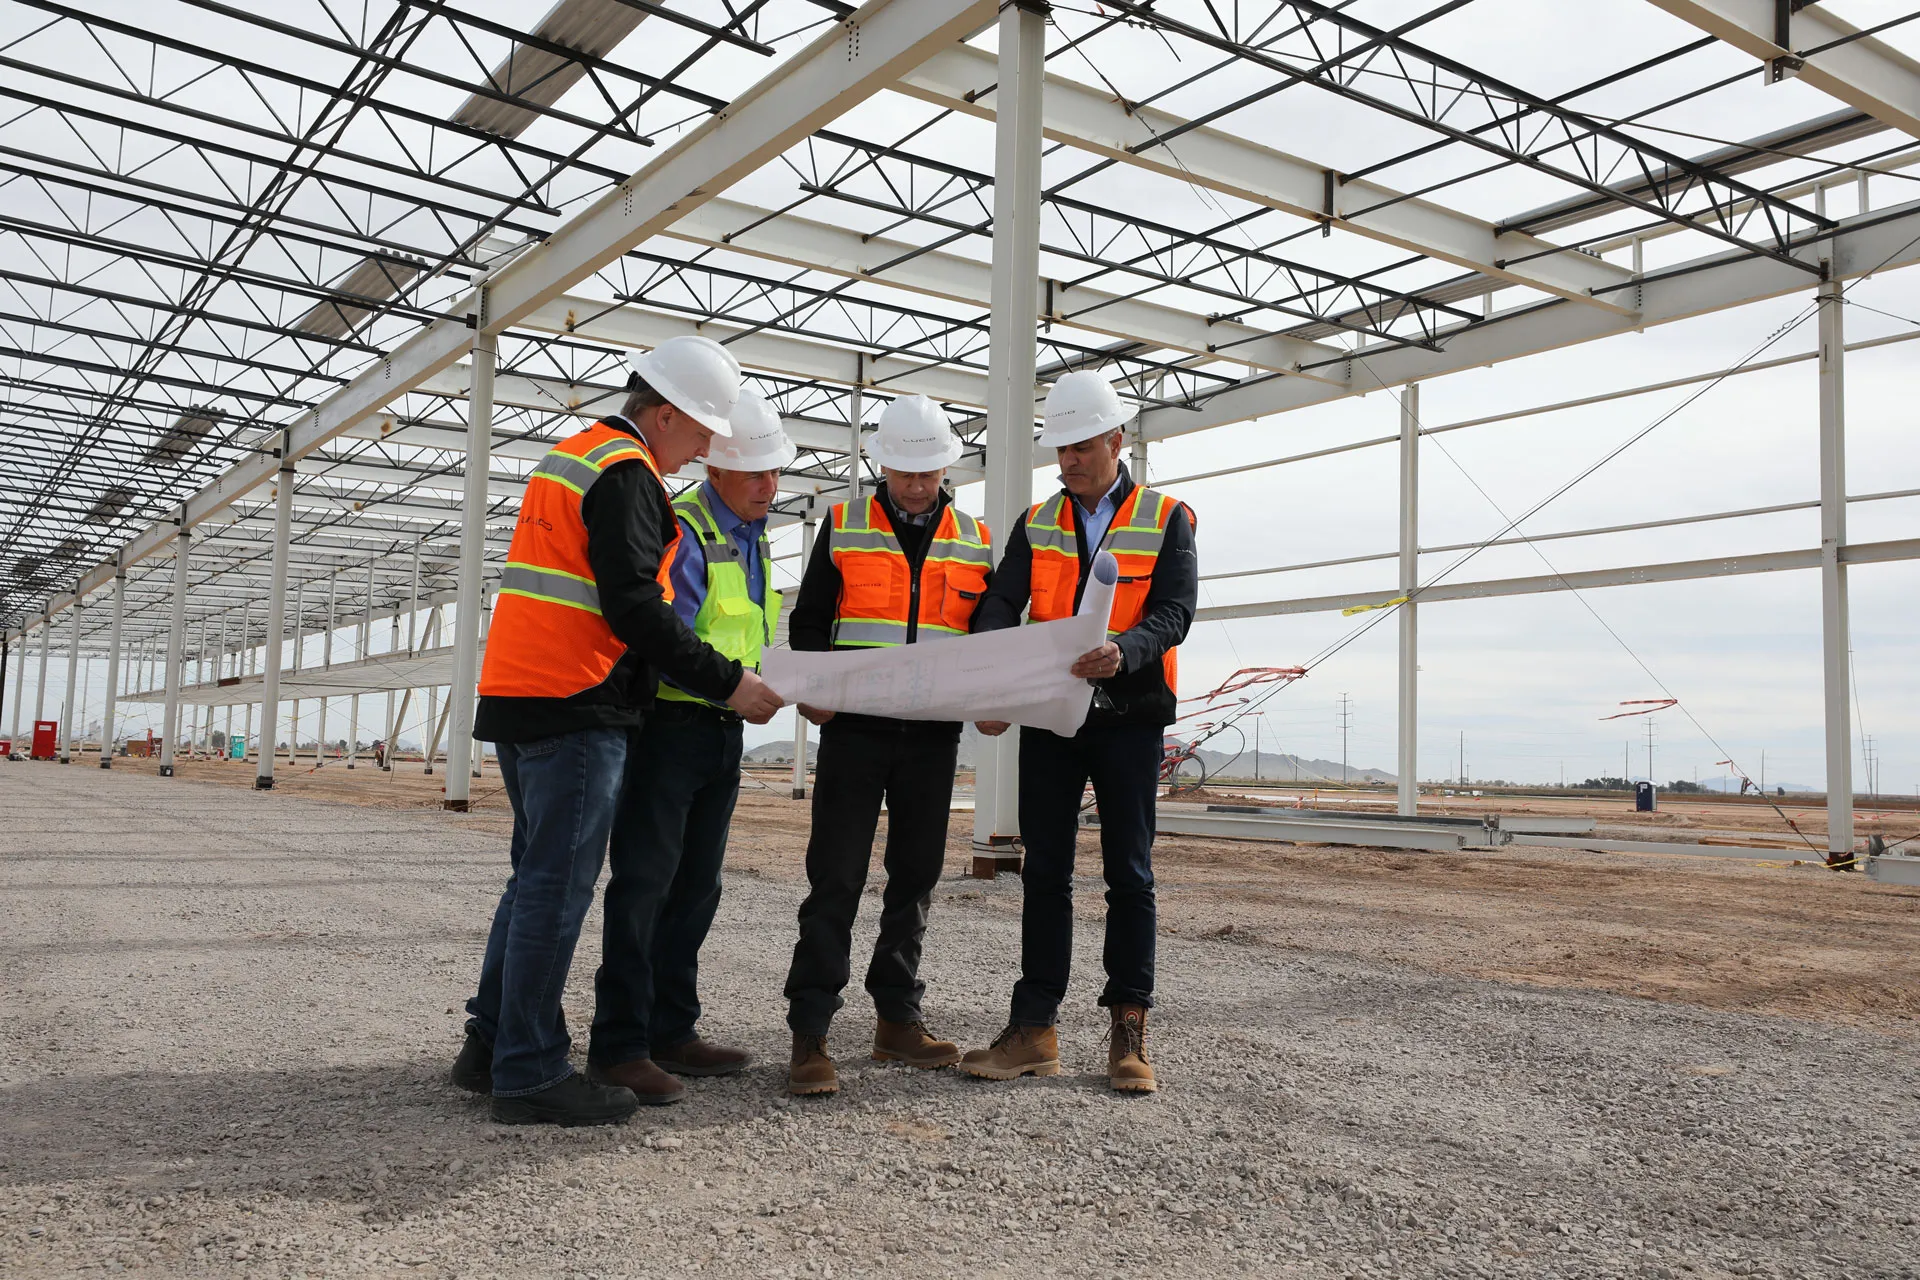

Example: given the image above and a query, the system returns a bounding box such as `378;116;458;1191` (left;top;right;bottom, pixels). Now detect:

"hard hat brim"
707;437;798;473
1037;416;1129;449
865;436;964;472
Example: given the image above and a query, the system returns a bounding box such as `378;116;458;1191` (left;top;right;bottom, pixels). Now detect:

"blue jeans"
590;703;743;1066
464;727;627;1096
1010;723;1161;1026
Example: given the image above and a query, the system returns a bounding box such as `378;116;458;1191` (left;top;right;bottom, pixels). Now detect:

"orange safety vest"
479;422;678;699
828;496;992;646
1025;483;1193;695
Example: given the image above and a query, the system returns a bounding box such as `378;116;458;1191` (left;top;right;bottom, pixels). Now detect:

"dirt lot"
89;751;1920;1035
4;756;1916;1279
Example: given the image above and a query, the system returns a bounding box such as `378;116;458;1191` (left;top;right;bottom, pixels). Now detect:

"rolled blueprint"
760;551;1121;736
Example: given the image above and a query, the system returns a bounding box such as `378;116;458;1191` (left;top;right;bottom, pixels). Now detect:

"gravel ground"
2;761;1916;1279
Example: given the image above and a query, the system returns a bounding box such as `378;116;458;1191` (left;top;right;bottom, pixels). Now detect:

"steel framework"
2;0;1915;847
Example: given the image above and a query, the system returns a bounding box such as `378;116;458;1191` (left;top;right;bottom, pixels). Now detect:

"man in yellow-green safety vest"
586;390;796;1106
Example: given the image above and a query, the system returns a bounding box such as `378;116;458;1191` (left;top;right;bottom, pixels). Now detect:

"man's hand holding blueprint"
758;552;1121;738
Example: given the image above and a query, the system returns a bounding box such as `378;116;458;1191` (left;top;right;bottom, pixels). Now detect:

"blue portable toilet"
1634;781;1656;813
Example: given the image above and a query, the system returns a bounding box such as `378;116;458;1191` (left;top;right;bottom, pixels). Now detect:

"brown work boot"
957;1024;1060;1081
655;1037;751;1077
788;1034;839;1096
1107;1005;1157;1093
588;1057;687;1106
871;1018;962;1068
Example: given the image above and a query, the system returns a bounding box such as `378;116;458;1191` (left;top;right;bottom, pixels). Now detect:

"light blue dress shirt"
1073;472;1126;555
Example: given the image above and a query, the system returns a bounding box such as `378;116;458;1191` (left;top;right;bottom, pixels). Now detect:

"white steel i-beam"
59;597;82;763
971;0;1045;877
1817;274;1853;863
1396;383;1420;816
1645;0;1920;138
100;570;125;767
445;317;496;811
158;527;191;776
256;447;296;790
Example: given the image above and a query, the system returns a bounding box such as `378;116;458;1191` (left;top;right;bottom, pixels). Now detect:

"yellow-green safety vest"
657;488;783;707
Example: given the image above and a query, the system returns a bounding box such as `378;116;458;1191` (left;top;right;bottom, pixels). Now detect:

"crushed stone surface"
2;760;1916;1278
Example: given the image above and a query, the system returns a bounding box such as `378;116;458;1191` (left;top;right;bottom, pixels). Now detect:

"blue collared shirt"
669;480;767;630
1074;472;1126;554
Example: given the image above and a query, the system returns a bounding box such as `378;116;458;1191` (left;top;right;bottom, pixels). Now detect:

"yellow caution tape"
1342;595;1409;616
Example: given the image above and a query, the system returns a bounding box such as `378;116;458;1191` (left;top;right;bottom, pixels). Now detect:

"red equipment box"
31;720;58;760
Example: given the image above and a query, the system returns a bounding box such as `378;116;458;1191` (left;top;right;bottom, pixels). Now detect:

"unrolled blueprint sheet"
759;552;1119;737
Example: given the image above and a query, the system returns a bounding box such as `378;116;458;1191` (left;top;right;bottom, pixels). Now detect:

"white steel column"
9;619;28;742
289;577;306;764
220;609;232;758
446;316;496;811
158;524;191;776
239;598;253;762
318;574;336;765
59;597;82;763
971;0;1046;877
1397;383;1420;816
99;570;125;767
792;510;817;799
350;561;372;768
34;612;51;727
256;443;295;790
1817;275;1853;864
848;371;864;502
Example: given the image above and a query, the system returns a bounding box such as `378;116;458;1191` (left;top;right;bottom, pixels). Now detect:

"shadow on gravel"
0;1058;695;1216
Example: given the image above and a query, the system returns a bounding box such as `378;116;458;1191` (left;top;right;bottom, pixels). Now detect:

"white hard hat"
629;335;742;436
1038;371;1133;447
706;390;797;472
866;395;962;471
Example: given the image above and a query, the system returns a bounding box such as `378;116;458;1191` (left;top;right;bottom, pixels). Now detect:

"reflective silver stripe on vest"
834;619;910;646
927;540;993;567
583;437;648;468
1026;495;1076;554
496;563;602;615
530;450;603;495
673;496;735;555
828;528;899;553
1102;528;1168;554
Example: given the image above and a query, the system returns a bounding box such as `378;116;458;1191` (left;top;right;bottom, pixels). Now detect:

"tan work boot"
957;1024;1060;1080
788;1033;839;1096
872;1018;962;1068
1107;1004;1157;1093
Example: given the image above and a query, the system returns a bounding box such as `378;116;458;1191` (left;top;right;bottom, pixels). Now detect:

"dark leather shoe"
654;1037;751;1077
451;1028;492;1094
489;1073;638;1127
589;1057;687;1105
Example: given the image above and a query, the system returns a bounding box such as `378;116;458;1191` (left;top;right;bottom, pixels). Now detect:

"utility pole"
1458;731;1465;786
1252;713;1261;782
1336;694;1352;785
1761;749;1766;795
1646;718;1656;786
1624;739;1630;786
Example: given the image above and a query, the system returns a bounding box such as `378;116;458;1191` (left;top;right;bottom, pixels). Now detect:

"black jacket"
973;464;1196;730
788;485;978;737
474;417;743;744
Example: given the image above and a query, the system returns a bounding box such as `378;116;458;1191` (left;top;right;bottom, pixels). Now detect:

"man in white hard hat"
959;370;1196;1094
454;335;785;1126
587;390;797;1104
780;394;993;1096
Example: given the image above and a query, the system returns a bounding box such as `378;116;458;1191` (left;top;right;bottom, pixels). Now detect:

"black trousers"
1010;722;1162;1026
589;702;742;1066
784;717;959;1035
